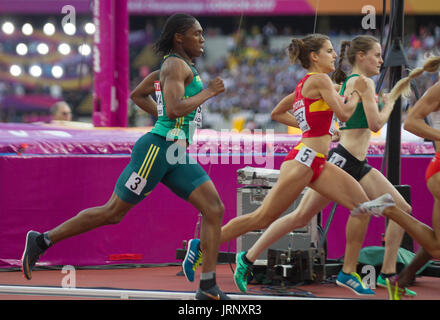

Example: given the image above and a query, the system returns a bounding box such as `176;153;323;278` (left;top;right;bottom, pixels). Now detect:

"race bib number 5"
125;172;147;195
295;146;316;167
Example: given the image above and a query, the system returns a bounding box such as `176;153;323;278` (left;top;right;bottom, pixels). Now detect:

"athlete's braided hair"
388;56;440;105
332;35;379;84
287;34;330;69
153;14;197;55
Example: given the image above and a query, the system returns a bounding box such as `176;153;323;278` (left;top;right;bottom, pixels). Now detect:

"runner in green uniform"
21;13;230;300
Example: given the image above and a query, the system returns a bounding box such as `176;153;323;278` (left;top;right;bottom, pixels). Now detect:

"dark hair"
287;33;330;69
153;14;197;55
332;35;379;84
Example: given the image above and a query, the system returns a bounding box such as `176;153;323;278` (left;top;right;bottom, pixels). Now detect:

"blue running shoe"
182;239;202;282
336;270;375;296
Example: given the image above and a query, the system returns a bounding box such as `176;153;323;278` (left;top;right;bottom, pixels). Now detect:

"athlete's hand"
331;129;341;142
207;77;225;97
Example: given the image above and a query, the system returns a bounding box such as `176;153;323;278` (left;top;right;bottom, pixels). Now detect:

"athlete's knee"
204;199;225;222
254;212;277;229
102;200;130;225
293;212;312;229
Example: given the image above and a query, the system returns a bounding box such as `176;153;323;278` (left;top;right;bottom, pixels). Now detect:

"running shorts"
114;132;210;204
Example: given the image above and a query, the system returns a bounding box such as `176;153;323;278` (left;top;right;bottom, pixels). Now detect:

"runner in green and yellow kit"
21;13;230;300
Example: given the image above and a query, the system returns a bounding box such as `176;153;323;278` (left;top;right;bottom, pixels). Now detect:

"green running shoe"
233;251;253;293
378;274;416;297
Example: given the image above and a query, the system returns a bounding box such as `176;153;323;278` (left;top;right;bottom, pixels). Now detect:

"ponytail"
288;38;305;65
332;41;351;84
388;56;440;104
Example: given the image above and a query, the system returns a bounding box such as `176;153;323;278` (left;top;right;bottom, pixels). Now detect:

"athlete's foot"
195;285;231;300
351;193;395;217
21;231;47;280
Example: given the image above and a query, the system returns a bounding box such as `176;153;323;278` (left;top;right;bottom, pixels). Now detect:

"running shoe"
377;274;417;297
385;275;405;300
182;239;202;282
351;193;395;217
195;285;231;300
21;230;46;280
233;251;253;293
336;270;375;295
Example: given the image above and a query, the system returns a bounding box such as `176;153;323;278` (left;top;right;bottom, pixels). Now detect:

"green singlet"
339;74;369;130
113;54;210;204
150;53;203;144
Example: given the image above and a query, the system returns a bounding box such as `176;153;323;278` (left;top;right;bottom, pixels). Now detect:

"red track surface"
1;264;439;300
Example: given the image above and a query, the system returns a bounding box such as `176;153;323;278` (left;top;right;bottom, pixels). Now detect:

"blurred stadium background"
0;0;438;132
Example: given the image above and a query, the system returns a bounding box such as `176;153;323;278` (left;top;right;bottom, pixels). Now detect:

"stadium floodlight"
16;43;28;56
51;65;64;78
84;22;96;35
58;43;71;55
22;23;33;36
29;65;42;77
78;44;91;56
43;22;55;36
2;22;14;35
37;43;49;55
63;22;76;36
10;65;22;77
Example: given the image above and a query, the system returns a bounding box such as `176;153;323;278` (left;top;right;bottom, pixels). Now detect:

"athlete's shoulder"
309;73;333;88
160;56;192;79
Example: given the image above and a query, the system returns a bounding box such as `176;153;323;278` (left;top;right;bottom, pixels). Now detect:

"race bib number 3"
125;172;147;195
295;146;316;167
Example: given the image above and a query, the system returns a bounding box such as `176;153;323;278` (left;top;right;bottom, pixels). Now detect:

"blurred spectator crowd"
0;17;438;130
130;20;440;130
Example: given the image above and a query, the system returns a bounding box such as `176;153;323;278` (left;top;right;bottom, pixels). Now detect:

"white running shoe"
351;193;395;217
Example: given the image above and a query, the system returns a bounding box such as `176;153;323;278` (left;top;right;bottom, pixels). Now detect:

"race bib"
293;100;310;133
194;106;202;128
154;81;164;117
328;152;347;168
337;95;347;128
330;114;338;135
125;172;147;196
294;145;316;167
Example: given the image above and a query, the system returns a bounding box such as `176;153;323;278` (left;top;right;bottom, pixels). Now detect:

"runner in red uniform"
184;33;398;293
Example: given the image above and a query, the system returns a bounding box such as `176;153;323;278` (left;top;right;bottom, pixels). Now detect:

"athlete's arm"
271;93;299;128
130;70;160;117
362;78;395;132
404;81;440;141
161;58;224;119
314;74;363;122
